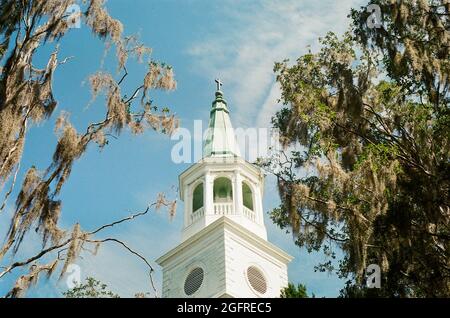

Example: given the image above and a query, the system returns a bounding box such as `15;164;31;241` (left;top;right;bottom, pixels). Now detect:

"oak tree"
262;0;449;297
0;0;177;297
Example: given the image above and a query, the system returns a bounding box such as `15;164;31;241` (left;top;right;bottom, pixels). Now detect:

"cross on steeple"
215;78;223;91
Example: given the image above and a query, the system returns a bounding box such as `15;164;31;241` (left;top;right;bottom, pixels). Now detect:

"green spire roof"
203;83;241;158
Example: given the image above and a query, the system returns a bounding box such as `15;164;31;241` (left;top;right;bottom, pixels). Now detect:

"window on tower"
192;183;204;212
184;267;204;296
242;182;254;211
213;177;233;202
246;265;267;295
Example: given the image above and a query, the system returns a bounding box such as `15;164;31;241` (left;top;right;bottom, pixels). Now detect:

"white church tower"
156;80;292;298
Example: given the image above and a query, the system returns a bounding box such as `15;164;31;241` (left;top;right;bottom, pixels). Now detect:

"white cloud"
188;0;366;128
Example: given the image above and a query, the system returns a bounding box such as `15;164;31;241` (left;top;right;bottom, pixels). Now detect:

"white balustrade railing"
213;202;234;215
243;206;256;222
190;203;257;224
191;207;204;223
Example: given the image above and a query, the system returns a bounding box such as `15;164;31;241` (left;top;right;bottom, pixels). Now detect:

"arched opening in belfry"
242;182;254;211
213;177;233;202
192;183;204;212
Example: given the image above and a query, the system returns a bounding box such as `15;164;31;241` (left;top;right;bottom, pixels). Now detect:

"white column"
234;171;243;216
204;172;213;215
183;185;189;228
255;185;264;225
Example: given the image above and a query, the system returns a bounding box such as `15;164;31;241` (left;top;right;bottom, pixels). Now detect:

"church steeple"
203;79;241;158
156;79;292;298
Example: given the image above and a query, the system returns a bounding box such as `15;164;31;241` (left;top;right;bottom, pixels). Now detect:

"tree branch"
85;238;158;297
0;203;162;284
0;162;20;213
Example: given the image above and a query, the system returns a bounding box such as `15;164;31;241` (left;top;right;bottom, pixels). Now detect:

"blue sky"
0;0;367;297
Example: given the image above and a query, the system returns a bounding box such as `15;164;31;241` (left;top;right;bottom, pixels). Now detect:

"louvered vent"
184;267;204;296
246;266;267;294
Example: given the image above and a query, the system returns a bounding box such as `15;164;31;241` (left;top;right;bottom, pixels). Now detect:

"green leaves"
267;0;450;297
280;283;309;298
63;277;120;298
